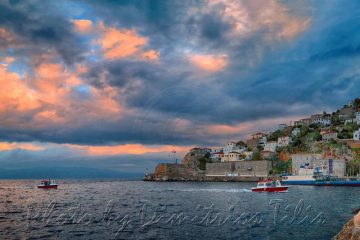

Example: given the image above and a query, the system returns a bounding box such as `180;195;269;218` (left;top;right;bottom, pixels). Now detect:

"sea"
0;180;359;240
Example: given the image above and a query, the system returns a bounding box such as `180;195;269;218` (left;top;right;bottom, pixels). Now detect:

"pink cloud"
188;54;228;72
66;143;192;156
0;142;44;152
203;0;310;40
73;19;94;33
73;20;160;62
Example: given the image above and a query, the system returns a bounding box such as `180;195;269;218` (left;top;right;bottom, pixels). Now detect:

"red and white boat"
251;180;289;192
37;179;58;189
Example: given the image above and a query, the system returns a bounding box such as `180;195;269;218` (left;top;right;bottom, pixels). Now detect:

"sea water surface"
0;180;359;240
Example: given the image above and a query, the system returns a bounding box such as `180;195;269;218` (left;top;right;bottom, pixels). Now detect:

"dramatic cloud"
0;0;360;172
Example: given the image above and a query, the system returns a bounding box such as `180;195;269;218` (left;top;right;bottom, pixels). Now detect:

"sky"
0;0;360;177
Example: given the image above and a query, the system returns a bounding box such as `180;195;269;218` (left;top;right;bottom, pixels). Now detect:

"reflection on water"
0;180;358;239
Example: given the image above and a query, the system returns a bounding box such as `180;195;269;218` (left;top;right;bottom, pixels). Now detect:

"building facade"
278;136;291;147
223;142;245;154
321;130;338;141
264;141;278;152
354;129;360;141
291;153;345;176
221;152;244;162
210;151;224;161
311;114;331;126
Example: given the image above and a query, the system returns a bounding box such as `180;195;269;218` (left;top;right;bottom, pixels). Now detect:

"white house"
311;114;332;126
223;142;245;154
354;129;360;141
356;112;360;124
264;141;278;152
278;136;292;147
221;152;244;162
291;128;301;137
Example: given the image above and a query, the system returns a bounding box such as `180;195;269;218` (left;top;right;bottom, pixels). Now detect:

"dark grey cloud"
0;1;86;65
0;0;360;148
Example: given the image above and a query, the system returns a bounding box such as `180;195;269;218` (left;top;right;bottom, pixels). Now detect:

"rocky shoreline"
143;174;261;182
333;208;360;240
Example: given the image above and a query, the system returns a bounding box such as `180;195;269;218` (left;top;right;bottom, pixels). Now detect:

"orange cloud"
98;25;148;59
141;50;160;61
0;142;44;151
73;20;160;61
66;143;192;156
188;54;228;72
73;19;94;33
0;65;40;112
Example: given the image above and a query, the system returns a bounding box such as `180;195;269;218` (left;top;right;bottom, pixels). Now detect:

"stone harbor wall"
205;161;272;177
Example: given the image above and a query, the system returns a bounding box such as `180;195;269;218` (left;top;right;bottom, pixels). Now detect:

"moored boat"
251;180;289;192
37;179;58;189
314;176;360;186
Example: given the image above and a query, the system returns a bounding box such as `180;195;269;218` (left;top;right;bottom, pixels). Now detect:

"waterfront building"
291;153;345;176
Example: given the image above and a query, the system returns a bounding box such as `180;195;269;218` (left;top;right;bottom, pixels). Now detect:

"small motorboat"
251;180;289;192
37;179;58;189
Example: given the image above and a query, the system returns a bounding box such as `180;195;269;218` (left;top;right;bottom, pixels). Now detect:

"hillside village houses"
264;141;278;152
223;142;245;154
346;111;360;125
151;98;360;181
278;123;288;131
190;147;211;157
210;151;224;161
291;127;301;137
354;129;360;141
278;136;292;147
321;130;338;141
338;107;354;121
246;132;267;149
221;152;244;162
311;113;332;126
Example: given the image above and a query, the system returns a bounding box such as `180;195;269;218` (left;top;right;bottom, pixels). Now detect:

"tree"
252;150;261;160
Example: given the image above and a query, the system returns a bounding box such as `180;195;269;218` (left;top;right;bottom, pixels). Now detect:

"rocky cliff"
333;209;360;240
